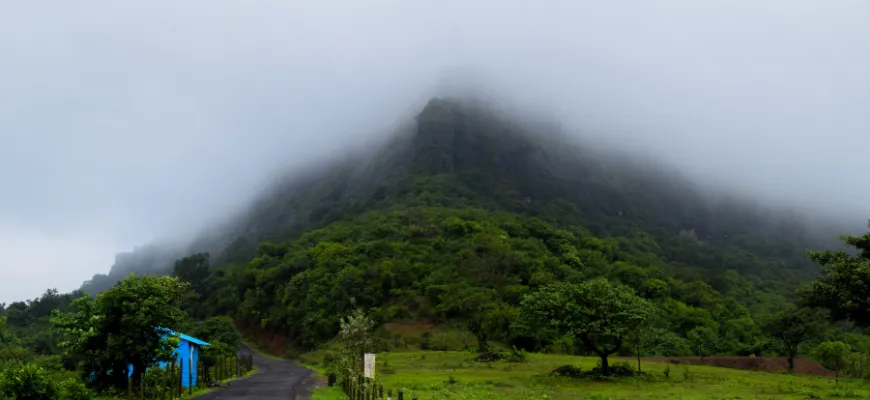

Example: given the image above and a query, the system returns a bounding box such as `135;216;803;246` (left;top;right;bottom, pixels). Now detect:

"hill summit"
83;97;831;295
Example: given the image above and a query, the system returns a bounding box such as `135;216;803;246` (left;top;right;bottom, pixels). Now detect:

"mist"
1;0;868;303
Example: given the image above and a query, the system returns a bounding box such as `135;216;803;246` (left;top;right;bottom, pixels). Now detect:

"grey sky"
1;0;868;303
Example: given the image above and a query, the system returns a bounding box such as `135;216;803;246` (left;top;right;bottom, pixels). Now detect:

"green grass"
357;351;870;399
312;386;349;399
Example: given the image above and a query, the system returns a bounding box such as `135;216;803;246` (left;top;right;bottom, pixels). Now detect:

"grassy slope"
367;351;868;400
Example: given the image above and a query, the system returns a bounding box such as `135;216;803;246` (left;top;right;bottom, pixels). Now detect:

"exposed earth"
638;356;835;376
196;346;318;400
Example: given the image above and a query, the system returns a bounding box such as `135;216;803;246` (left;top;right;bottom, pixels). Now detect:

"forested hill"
80;97;843;295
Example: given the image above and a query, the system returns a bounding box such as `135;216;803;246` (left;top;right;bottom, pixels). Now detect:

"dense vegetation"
1;98;869;397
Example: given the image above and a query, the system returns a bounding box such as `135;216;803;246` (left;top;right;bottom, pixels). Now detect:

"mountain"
66;97;859;355
82;97;842;294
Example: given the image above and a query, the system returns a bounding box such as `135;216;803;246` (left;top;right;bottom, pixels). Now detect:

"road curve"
195;346;318;400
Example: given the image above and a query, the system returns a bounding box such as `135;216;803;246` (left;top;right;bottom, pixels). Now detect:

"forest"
1;98;869;398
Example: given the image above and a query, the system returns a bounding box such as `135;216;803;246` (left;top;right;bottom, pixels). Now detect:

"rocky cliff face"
80;97;840;292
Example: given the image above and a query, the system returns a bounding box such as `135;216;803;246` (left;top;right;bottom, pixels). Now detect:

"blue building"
127;328;210;388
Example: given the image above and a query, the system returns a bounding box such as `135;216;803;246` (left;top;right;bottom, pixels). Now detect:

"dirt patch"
236;323;290;357
635;357;834;377
383;322;436;336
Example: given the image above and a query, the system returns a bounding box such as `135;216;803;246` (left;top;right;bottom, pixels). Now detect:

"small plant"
681;365;693;381
446;375;459;385
548;365;582;378
505;346;528;363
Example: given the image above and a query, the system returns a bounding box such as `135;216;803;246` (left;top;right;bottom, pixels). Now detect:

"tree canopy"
804;222;870;324
50;275;188;391
516;279;655;375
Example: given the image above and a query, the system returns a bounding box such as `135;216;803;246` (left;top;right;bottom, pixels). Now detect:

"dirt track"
637;357;834;376
195;347;318;400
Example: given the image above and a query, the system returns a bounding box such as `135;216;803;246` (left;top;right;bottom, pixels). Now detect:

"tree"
173;253;210;294
812;341;852;384
0;316;23;367
843;333;870;378
332;308;375;380
516;278;655;376
803;223;870;324
762;307;828;373
188;316;241;383
687;326;719;359
50;275;188;391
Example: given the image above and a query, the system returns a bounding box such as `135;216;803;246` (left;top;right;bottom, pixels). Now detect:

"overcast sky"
1;0;868;303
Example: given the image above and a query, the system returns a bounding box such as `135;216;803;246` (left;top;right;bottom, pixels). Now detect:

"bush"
505;346;528;363
143;367;172;397
549;365;583;378
58;378;90;400
0;363;59;400
475;351;503;362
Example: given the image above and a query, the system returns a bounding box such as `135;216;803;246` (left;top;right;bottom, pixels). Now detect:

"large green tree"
50;275;189;391
173;253;210;294
804;223;870;324
516;278;655;376
762;307;828;373
812;341;852;384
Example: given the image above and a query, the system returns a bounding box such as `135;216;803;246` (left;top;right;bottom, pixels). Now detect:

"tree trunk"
636;342;641;373
787;349;796;374
600;354;610;376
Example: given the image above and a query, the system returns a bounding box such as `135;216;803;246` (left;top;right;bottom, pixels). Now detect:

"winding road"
195;346;319;400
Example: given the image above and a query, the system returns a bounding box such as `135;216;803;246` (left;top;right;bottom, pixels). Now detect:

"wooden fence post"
178;360;184;396
189;357;193;395
169;361;175;399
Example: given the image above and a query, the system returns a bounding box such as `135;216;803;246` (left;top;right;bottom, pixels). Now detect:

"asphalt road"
195;347;318;400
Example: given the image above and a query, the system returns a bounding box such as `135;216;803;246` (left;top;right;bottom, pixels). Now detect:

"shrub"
0;363;59;400
475;351;503;362
505;346;528;363
549;365;583;378
58;378;90;400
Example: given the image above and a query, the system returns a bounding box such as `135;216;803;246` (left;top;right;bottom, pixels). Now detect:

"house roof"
157;327;211;346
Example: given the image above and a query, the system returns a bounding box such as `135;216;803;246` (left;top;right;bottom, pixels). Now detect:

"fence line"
333;373;416;400
125;352;254;399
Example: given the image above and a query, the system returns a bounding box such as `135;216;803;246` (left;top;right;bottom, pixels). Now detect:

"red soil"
636;357;834;377
382;322;436;336
236;323;290;357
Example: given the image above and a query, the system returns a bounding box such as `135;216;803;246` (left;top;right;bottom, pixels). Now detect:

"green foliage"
426;328;477;352
0;363;58;400
505;346;528;363
812;341;853;382
329;308;376;379
516;279;655;375
687;326;719;358
57;377;90;400
762;307;828;372
50;274;189;391
804;222;870;325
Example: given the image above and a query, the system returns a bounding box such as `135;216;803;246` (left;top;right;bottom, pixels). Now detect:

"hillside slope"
81;98;840;296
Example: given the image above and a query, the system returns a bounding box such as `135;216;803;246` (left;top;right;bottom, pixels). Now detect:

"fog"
1;0;868;303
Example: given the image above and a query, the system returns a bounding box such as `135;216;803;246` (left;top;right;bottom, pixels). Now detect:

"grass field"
336;351;870;400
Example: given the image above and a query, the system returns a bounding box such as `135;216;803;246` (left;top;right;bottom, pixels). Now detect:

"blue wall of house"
126;330;208;388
